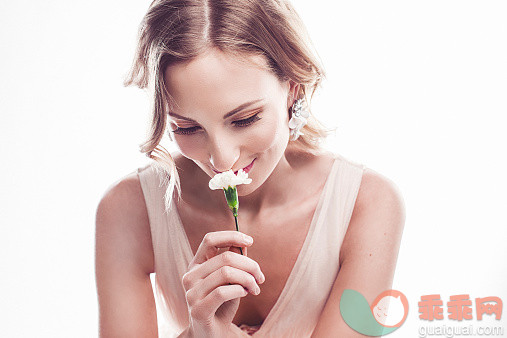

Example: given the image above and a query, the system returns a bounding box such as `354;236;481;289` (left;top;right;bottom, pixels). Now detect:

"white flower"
208;168;252;190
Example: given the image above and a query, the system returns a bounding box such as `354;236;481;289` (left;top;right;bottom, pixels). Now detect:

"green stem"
234;215;244;255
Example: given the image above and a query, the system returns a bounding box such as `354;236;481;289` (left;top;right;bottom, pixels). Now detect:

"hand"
181;231;265;337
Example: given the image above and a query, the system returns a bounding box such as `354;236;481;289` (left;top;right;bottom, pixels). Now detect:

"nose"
208;132;240;173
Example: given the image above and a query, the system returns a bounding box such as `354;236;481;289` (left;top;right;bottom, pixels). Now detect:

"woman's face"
164;48;297;196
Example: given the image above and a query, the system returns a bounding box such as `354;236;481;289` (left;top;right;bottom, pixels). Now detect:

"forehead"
164;49;280;113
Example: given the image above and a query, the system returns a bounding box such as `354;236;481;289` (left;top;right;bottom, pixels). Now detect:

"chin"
236;180;258;196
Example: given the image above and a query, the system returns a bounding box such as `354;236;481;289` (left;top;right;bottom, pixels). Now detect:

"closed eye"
171;112;262;136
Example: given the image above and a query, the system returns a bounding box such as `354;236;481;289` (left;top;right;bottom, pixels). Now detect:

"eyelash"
171;113;262;135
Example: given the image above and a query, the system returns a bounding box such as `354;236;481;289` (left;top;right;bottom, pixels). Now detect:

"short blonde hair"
124;0;333;211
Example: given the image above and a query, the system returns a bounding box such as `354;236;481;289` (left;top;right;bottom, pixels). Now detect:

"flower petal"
208;168;252;190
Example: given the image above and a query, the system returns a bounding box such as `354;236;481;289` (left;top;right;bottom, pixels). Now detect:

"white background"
0;1;505;337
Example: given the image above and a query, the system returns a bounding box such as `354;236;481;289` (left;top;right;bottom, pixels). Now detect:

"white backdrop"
0;1;505;337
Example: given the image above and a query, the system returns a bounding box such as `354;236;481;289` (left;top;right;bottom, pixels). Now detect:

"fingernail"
255;285;261;295
243;235;253;244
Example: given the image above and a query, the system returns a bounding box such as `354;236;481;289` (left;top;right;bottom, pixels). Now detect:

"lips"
235;158;255;175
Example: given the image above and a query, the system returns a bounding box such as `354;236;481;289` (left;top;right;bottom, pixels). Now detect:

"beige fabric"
136;153;365;337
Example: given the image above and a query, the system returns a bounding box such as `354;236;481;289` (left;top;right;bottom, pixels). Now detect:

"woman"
95;0;406;337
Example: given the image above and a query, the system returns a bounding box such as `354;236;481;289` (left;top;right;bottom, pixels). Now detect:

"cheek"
245;117;287;152
173;137;207;160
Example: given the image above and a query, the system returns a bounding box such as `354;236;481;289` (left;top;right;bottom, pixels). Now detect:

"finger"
195;265;260;302
187;250;265;288
229;245;246;256
192;231;253;265
209;265;260;295
215;246;230;256
198;284;249;318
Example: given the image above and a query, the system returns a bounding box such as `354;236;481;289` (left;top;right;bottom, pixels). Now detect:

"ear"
286;80;301;110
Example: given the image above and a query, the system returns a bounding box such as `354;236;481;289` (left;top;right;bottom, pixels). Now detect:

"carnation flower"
209;168;252;255
208;168;252;190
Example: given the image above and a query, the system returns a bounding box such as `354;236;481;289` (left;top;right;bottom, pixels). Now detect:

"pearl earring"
288;98;309;141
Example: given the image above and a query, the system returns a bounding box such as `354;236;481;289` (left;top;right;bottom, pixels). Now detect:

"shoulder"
340;166;406;263
95;171;154;275
356;167;405;216
97;171;148;221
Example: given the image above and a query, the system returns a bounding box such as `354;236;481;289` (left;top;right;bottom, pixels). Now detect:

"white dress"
136;153;365;337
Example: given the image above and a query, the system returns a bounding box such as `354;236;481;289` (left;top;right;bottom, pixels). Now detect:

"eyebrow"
168;99;264;122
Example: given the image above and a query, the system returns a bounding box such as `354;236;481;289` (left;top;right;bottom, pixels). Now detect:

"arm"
95;173;158;337
311;168;406;337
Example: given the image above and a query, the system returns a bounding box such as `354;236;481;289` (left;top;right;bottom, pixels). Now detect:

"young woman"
95;0;405;337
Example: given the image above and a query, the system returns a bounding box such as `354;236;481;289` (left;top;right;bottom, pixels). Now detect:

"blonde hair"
124;0;333;211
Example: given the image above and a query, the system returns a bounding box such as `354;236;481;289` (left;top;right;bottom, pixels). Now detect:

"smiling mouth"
235;158;255;175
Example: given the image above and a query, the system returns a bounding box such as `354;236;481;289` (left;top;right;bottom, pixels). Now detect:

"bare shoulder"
95;171;154;275
340;167;406;262
356;167;406;214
